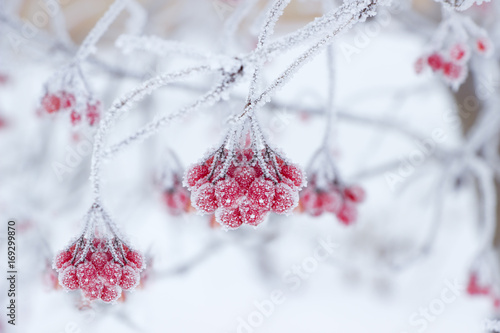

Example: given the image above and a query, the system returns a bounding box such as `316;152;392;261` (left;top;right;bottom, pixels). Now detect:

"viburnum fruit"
414;15;493;89
185;144;306;229
299;172;365;226
53;236;146;303
156;154;192;216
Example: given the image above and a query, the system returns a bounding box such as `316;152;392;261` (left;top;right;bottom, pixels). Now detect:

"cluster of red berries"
184;147;305;229
415;36;492;87
162;173;191;216
53;237;145;303
299;174;365;225
467;271;500;308
39;91;101;126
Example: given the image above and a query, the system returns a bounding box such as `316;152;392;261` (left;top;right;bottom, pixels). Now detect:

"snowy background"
0;0;496;332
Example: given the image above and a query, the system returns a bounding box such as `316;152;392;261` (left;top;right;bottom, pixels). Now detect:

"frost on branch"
53;203;146;303
184;120;305;230
415;9;493;90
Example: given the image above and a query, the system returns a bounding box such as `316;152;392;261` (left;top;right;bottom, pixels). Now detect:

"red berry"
54;250;73;271
60;91;76;109
240;203;267;226
192;183;217;213
70;110;81;125
280;164;304;187
101;285;122;303
449;43;468;62
467;273;490;296
414;57;425;74
59;266;79;290
216;208;243;229
185;164;209;188
248;179;275;209
427;53;443;71
344;185;365;203
476;37;491;55
81;278;104;300
90;252;108;273
76;261;98;288
337;202;357;225
86;101;100;126
215;179;242;208
41;93;61;113
120;265;140;290
442;62;462;80
234;166;257;191
126;250;144;271
320;190;342;213
272;183;298;214
101;262;122;286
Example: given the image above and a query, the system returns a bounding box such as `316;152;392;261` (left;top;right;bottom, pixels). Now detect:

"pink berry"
120;265;140;290
126;250;144;271
76;261;98;288
101;262;122;286
54;250;73;271
449;43;468;62
320;190;342;213
467;273;490;296
337;202;357;225
272;183;298;214
414;57;425;74
70;110;81;125
216;208;243;229
81;278;104;300
42;93;61;113
240;203;267;226
86;102;100;126
59;265;79;290
280;164;304;187
60;91;76;109
442;62;462;80
185;164;209;188
215;179;242;208
90;252;108;273
344;185;365;203
476;37;491;55
248;179;275;209
427;53;443;71
234;166;257;191
101;285;122;303
192;183;217;213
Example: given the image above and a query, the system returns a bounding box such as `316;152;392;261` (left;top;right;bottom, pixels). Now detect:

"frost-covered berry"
467;272;490;296
60;91;76;109
59;266;79;290
427;53;443;71
90;252;108;272
54;250;73;271
76;261;98;288
240;203;267;226
216;208;243;229
476;37;492;56
41;93;61;113
101;285;122;303
101;262;122;286
192;183;217;213
248;179;275;209
320;191;342;213
126;250;144;271
70;110;81;125
272;183;298;214
215;179;241;208
337;202;357;226
449;43;468;63
185;164;209;188
280;164;304;187
120;265;140;290
442;62;462;80
86;101;100;126
344;186;365;203
234;166;256;191
81;278;104;301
